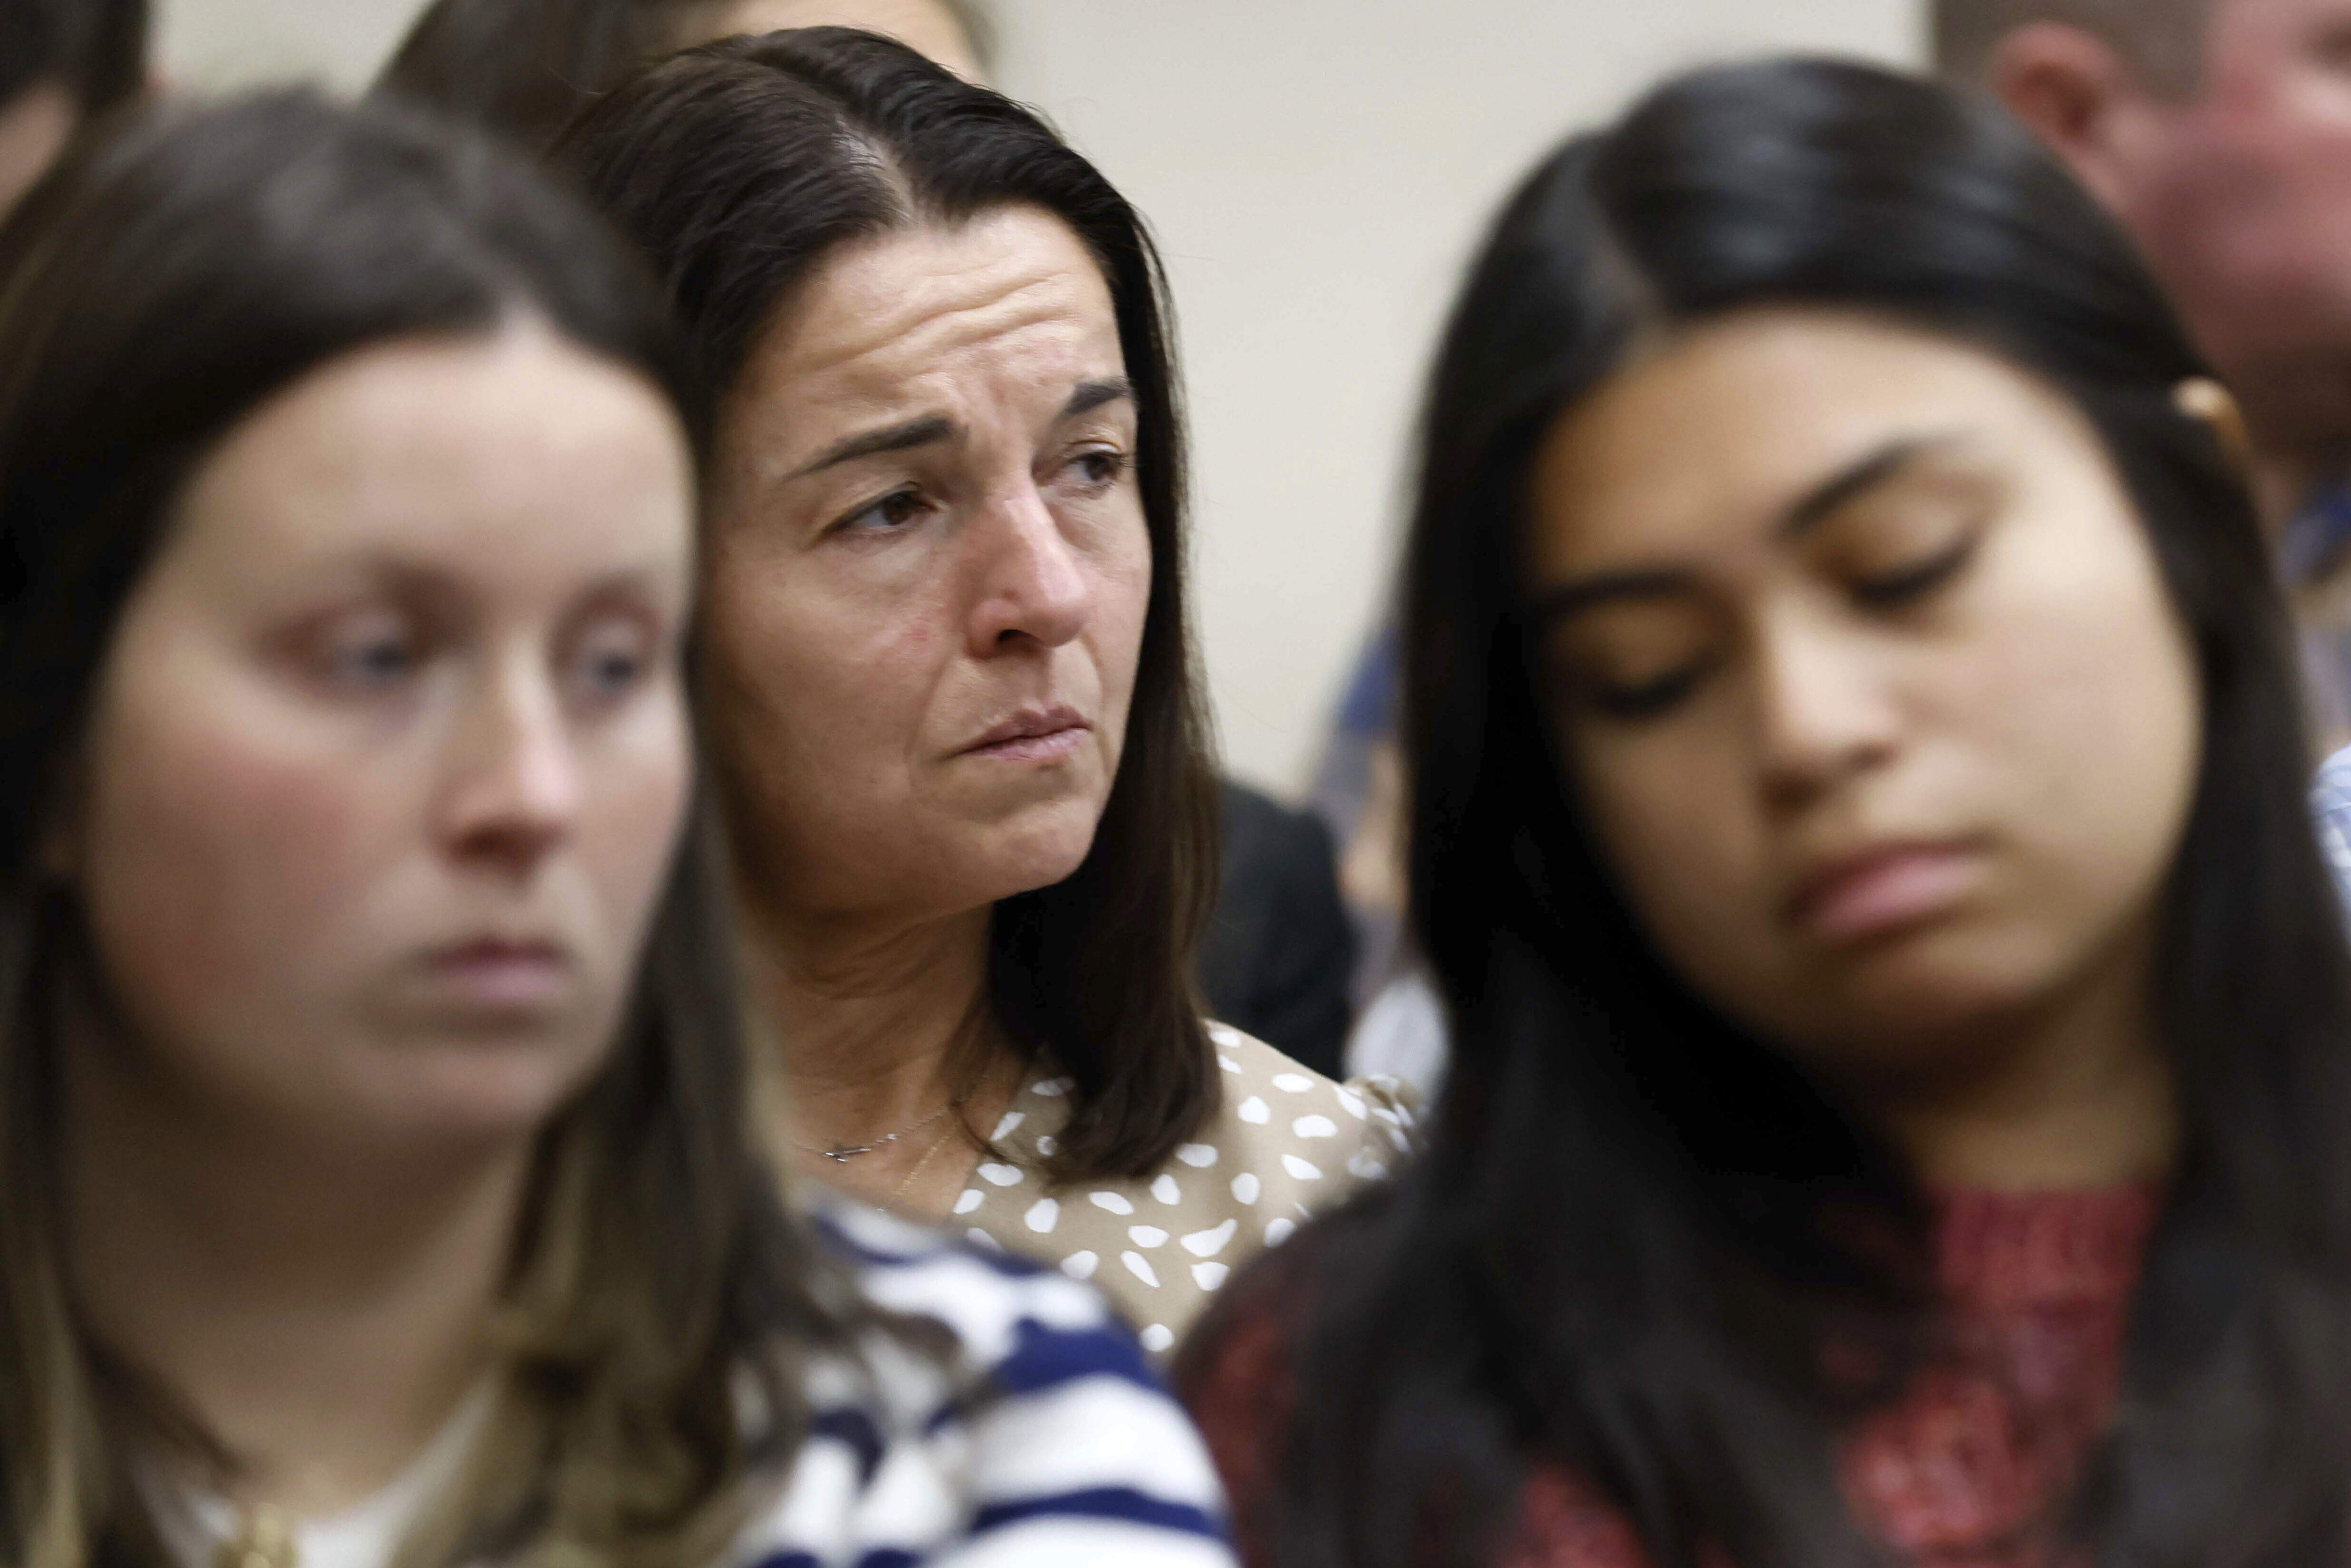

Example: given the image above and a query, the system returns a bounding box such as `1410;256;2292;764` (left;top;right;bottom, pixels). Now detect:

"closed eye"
1585;660;1712;721
1850;534;1977;608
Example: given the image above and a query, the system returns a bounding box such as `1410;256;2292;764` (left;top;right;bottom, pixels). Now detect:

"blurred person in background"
379;0;989;150
0;0;144;216
1180;57;2351;1568
1940;0;2351;751
380;0;1362;1077
0;89;1232;1568
561;28;1413;1357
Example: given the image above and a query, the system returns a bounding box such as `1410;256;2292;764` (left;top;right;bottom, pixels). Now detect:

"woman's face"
705;204;1152;928
64;327;695;1153
1525;310;2201;1074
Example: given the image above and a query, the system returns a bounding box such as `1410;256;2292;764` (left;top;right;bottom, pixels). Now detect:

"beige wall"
157;0;1922;791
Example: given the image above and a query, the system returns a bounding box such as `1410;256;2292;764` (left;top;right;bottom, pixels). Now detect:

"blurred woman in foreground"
1180;57;2351;1568
0;91;1230;1568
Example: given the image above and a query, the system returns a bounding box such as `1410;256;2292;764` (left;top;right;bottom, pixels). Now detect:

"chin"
975;802;1108;895
350;1038;608;1152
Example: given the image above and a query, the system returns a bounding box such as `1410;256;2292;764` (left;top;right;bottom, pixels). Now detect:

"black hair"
0;89;863;1566
0;0;147;115
561;26;1222;1182
1207;56;2351;1568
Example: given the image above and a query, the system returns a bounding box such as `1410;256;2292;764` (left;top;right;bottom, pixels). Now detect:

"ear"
1988;22;2161;212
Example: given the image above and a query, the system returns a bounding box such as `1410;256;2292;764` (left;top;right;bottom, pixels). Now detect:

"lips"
1782;840;1982;945
417;937;575;1012
961;703;1091;764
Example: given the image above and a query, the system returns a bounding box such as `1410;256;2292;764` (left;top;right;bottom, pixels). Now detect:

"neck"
740;895;1004;1148
1859;921;2179;1192
63;1010;525;1517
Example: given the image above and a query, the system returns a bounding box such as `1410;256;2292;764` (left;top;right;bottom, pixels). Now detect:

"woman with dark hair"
1178;56;2351;1568
0;89;1231;1568
375;0;989;151
561;28;1412;1355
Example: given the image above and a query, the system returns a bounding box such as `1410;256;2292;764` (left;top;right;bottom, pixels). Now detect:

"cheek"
1086;508;1155;737
76;679;390;1065
1947;526;2200;916
577;700;693;953
702;540;942;789
1574;726;1773;984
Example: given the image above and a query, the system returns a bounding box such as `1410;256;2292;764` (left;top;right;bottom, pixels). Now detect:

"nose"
433;655;581;879
1750;602;1902;812
963;480;1091;656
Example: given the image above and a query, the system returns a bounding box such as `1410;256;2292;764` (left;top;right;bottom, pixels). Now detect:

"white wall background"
157;0;1922;793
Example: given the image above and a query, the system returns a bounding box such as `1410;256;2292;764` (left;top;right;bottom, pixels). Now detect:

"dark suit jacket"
1195;780;1357;1080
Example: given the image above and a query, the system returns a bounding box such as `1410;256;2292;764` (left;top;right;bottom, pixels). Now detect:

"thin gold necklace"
889;1118;963;1204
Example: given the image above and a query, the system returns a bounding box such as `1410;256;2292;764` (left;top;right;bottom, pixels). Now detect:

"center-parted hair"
561;28;1223;1182
0;90;873;1568
1190;57;2351;1568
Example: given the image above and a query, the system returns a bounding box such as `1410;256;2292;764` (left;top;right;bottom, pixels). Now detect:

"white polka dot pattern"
946;1026;1421;1360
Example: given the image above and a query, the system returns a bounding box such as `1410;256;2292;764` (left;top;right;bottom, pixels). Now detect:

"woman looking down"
1180;57;2351;1568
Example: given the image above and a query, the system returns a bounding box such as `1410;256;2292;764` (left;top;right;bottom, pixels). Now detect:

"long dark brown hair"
1204;57;2351;1568
0;90;869;1568
561;27;1223;1182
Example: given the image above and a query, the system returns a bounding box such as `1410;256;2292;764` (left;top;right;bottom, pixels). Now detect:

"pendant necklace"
788;1101;958;1165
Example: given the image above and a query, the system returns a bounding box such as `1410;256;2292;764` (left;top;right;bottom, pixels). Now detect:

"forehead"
1527;311;2089;570
170;328;691;587
730;206;1123;431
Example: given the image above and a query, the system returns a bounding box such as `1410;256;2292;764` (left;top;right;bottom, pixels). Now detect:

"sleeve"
929;1281;1239;1568
1333;1071;1424;1184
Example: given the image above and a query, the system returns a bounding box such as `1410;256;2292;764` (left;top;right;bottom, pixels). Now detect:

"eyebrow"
788;414;956;480
783;378;1137;483
1063;377;1134;421
1527;433;1962;626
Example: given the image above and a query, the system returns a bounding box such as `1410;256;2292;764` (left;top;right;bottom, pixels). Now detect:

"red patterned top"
1179;1186;2162;1568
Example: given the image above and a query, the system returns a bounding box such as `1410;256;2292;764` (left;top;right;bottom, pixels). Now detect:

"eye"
1849;533;1977;608
315;609;424;694
836;487;931;536
563;615;658;709
1066;447;1129;490
1584;662;1711;722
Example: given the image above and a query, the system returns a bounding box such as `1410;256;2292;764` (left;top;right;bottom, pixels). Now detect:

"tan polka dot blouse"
949;1022;1421;1357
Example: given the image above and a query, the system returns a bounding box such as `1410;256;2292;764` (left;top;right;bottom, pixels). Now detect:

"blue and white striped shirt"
726;1201;1237;1567
154;1202;1235;1568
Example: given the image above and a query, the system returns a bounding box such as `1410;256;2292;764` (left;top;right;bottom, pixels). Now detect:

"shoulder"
727;1201;1235;1568
1203;1023;1422;1194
